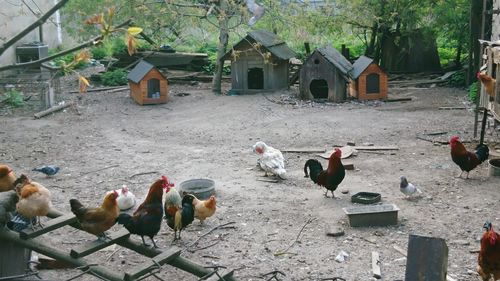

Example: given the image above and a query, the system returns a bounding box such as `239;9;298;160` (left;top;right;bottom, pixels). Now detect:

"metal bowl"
351;192;381;204
489;159;500;177
178;179;215;200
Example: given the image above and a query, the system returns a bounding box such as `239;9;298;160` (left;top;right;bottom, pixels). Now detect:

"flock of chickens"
253;136;498;280
0;168;217;249
0;125;497;279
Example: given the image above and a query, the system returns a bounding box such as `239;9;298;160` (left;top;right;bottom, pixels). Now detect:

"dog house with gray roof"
349;55;388;100
222;30;296;94
299;45;353;102
127;60;169;105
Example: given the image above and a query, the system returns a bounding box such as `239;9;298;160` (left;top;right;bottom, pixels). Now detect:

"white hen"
115;185;136;211
399;176;422;199
252;141;286;179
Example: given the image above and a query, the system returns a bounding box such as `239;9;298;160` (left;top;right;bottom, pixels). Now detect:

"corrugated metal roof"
351;55;374;79
316;45;353;77
127;60;155;83
222;30;296;61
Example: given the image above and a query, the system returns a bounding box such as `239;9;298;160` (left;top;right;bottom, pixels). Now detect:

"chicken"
32;165;60;176
449;136;489;179
304;148;345;198
165;194;195;240
14;174;52;229
399;176;422;199
252;141;286;179
114;185;136;211
477;222;500;281
0;164;16;192
70;191;120;240
116;179;164;248
193;195;217;224
163;176;181;218
477;72;496;100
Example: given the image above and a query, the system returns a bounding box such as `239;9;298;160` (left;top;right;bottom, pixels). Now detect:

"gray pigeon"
400;176;422;198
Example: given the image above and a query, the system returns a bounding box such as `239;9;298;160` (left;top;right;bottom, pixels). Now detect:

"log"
33;102;73;119
372;251;381;279
70;229;130;258
385;97;413;102
20;214;77;240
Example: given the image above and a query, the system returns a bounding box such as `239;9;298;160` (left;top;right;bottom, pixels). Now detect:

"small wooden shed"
299;45;353;102
127;60;168;105
222;30;296;94
349;56;388;100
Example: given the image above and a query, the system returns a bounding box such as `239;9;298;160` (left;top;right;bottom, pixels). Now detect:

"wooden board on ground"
281;148;326;153
318;146;356;159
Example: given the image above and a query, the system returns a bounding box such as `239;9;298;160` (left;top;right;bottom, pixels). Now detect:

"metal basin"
489;159;500;177
178;179;215;200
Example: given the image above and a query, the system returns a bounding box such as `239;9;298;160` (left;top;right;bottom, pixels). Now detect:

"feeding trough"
343;203;399;227
351;192;381;204
178;179;215;200
489;159;500;177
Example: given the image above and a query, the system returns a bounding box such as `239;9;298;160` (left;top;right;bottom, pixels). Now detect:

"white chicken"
399;176;422;199
252;141;287;180
114;185;136;211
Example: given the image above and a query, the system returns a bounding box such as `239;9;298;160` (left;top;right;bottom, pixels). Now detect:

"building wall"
0;1;64;66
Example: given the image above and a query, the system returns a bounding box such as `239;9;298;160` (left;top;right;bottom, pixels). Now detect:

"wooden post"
405;234;448;281
304;42;311;56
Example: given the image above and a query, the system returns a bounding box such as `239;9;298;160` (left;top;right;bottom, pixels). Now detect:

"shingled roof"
127;60;165;83
351;56;375;79
222;30;296;61
316;45;353;78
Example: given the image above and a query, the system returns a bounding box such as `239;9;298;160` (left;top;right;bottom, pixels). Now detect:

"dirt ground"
1;72;499;281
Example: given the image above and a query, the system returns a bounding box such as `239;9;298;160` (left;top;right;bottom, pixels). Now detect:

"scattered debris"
371;251;381;279
334;250;349;263
326;226;345;237
274;217;317;256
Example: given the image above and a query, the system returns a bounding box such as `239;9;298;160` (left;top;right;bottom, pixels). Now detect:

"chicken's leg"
456;170;464;178
140;236;150;247
150;237;159;248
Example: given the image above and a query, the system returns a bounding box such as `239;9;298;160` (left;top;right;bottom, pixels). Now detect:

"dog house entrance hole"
148;78;160;99
310;79;328;99
366;73;380;94
248;67;264;89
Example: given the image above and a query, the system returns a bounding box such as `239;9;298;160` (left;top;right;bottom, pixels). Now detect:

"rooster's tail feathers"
304;159;323;182
475;144;490;163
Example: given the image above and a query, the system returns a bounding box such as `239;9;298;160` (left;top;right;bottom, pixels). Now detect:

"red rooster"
477;222;500;281
303;148;345;198
449;136;489;179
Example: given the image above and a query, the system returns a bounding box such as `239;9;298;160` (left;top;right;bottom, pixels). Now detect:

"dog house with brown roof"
221;30;296;94
349;56;388;100
299;45;353;102
127;60;168;105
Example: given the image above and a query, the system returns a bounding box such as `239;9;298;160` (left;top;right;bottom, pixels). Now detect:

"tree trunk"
212;0;229;95
365;23;378;57
454;37;463;68
468;0;483;84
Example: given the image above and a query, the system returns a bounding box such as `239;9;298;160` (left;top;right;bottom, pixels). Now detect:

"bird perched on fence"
477;72;496;101
399;176;422;199
449;136;489;179
113;185;136;211
70;191;120;241
32;165;60;176
0;164;16;192
165;194;196;240
252;141;287;179
304;148;345;198
116;178;165;248
163;176;182;218
14;174;52;230
477;221;500;281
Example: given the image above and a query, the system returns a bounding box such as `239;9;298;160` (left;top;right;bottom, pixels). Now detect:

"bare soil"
1;74;499;281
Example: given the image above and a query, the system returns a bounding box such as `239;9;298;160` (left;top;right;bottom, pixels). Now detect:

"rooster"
477;72;496;101
193;195;217;224
449;136;489;179
304;148;345;198
252;141;287;179
70;191;120;241
165;194;195;240
163;176;181;218
0;164;16;192
116;178;164;248
478;222;500;281
14;174;52;229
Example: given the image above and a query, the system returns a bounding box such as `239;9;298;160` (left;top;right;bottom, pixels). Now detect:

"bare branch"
0;0;71;56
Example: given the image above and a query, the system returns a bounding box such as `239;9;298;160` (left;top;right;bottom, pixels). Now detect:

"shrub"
468;82;478;103
100;69;128;86
2;89;24;107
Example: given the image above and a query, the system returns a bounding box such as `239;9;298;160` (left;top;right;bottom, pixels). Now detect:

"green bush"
91;46;111;60
2;89;24;107
101;69;128;86
449;70;466;87
468;82;478;103
52;53;87;69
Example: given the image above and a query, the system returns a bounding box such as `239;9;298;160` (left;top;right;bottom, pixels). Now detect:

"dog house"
349;56;388;100
127;60;168;105
222;30;296;94
299;45;353;102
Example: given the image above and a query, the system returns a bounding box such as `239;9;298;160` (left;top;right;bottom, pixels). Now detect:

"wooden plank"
124;248;181;281
438;106;466;110
352;146;399;150
201;270;234;281
385;97;412;102
33;102;73;119
393;245;407;256
70;229;130;258
372;251;381;279
281;148;326;153
20;214;77;240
